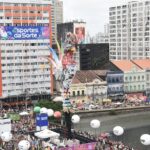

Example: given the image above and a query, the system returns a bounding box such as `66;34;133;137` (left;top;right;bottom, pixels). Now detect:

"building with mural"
57;21;86;70
0;0;52;105
57;21;86;44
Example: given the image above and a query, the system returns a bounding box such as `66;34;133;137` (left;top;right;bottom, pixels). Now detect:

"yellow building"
69;70;107;104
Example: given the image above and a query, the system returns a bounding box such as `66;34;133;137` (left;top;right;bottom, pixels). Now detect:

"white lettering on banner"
36;117;40;120
16;28;39;33
22;33;37;38
14;33;38;39
14;34;21;38
41;117;47;120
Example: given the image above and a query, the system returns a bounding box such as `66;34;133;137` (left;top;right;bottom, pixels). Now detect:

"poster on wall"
0;26;50;40
75;27;85;44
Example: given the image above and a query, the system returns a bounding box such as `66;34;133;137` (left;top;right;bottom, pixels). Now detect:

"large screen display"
0;26;50;40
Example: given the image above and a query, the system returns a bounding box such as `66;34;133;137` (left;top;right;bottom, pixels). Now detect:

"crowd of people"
0;107;136;150
73;130;135;150
73;98;150;111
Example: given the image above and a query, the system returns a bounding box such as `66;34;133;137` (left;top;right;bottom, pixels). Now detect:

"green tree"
35;100;63;111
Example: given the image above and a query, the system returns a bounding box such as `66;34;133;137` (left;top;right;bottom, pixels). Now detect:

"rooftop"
132;59;150;70
72;70;107;84
111;60;142;72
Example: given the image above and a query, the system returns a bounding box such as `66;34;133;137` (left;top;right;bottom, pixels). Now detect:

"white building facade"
0;0;52;98
51;0;63;44
109;1;150;60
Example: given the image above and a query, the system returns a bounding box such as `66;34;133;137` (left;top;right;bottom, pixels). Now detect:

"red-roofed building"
132;59;150;98
111;60;146;99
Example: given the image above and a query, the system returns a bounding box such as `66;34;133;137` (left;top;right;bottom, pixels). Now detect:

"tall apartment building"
51;0;63;44
0;0;52;102
109;0;150;60
92;32;109;44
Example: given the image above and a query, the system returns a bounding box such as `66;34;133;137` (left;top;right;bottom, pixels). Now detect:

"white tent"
53;96;63;102
19;111;29;116
34;129;60;139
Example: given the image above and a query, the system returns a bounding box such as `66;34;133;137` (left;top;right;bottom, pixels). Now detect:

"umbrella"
19;111;29;116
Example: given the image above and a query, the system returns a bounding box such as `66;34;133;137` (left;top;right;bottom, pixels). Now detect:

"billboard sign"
0;26;50;40
75;27;85;44
36;113;48;127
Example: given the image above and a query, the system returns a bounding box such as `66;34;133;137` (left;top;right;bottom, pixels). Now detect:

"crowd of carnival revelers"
0;107;136;150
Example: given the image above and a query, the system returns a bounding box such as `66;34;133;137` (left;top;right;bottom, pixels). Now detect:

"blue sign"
36;113;48;127
0;26;50;40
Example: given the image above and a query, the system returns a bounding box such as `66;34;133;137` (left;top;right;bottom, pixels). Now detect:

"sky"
62;0;132;36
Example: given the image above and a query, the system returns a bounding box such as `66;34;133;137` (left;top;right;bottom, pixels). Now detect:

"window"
134;86;136;90
82;90;84;96
138;76;140;80
73;91;75;96
130;76;132;81
142;85;145;89
134;76;136;80
77;91;80;96
138;85;140;89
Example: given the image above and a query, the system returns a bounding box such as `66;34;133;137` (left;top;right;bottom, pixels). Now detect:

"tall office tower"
0;0;52;103
109;1;150;60
51;0;63;44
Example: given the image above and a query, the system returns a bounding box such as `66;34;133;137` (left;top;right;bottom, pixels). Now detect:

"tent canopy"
34;129;60;139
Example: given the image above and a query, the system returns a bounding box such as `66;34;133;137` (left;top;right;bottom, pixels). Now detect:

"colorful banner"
0;26;50;40
59;142;96;150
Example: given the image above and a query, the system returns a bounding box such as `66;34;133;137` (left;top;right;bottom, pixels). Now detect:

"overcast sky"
62;0;133;36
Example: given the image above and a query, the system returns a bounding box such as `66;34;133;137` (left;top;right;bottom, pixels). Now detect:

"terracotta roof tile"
111;60;142;72
132;59;150;69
